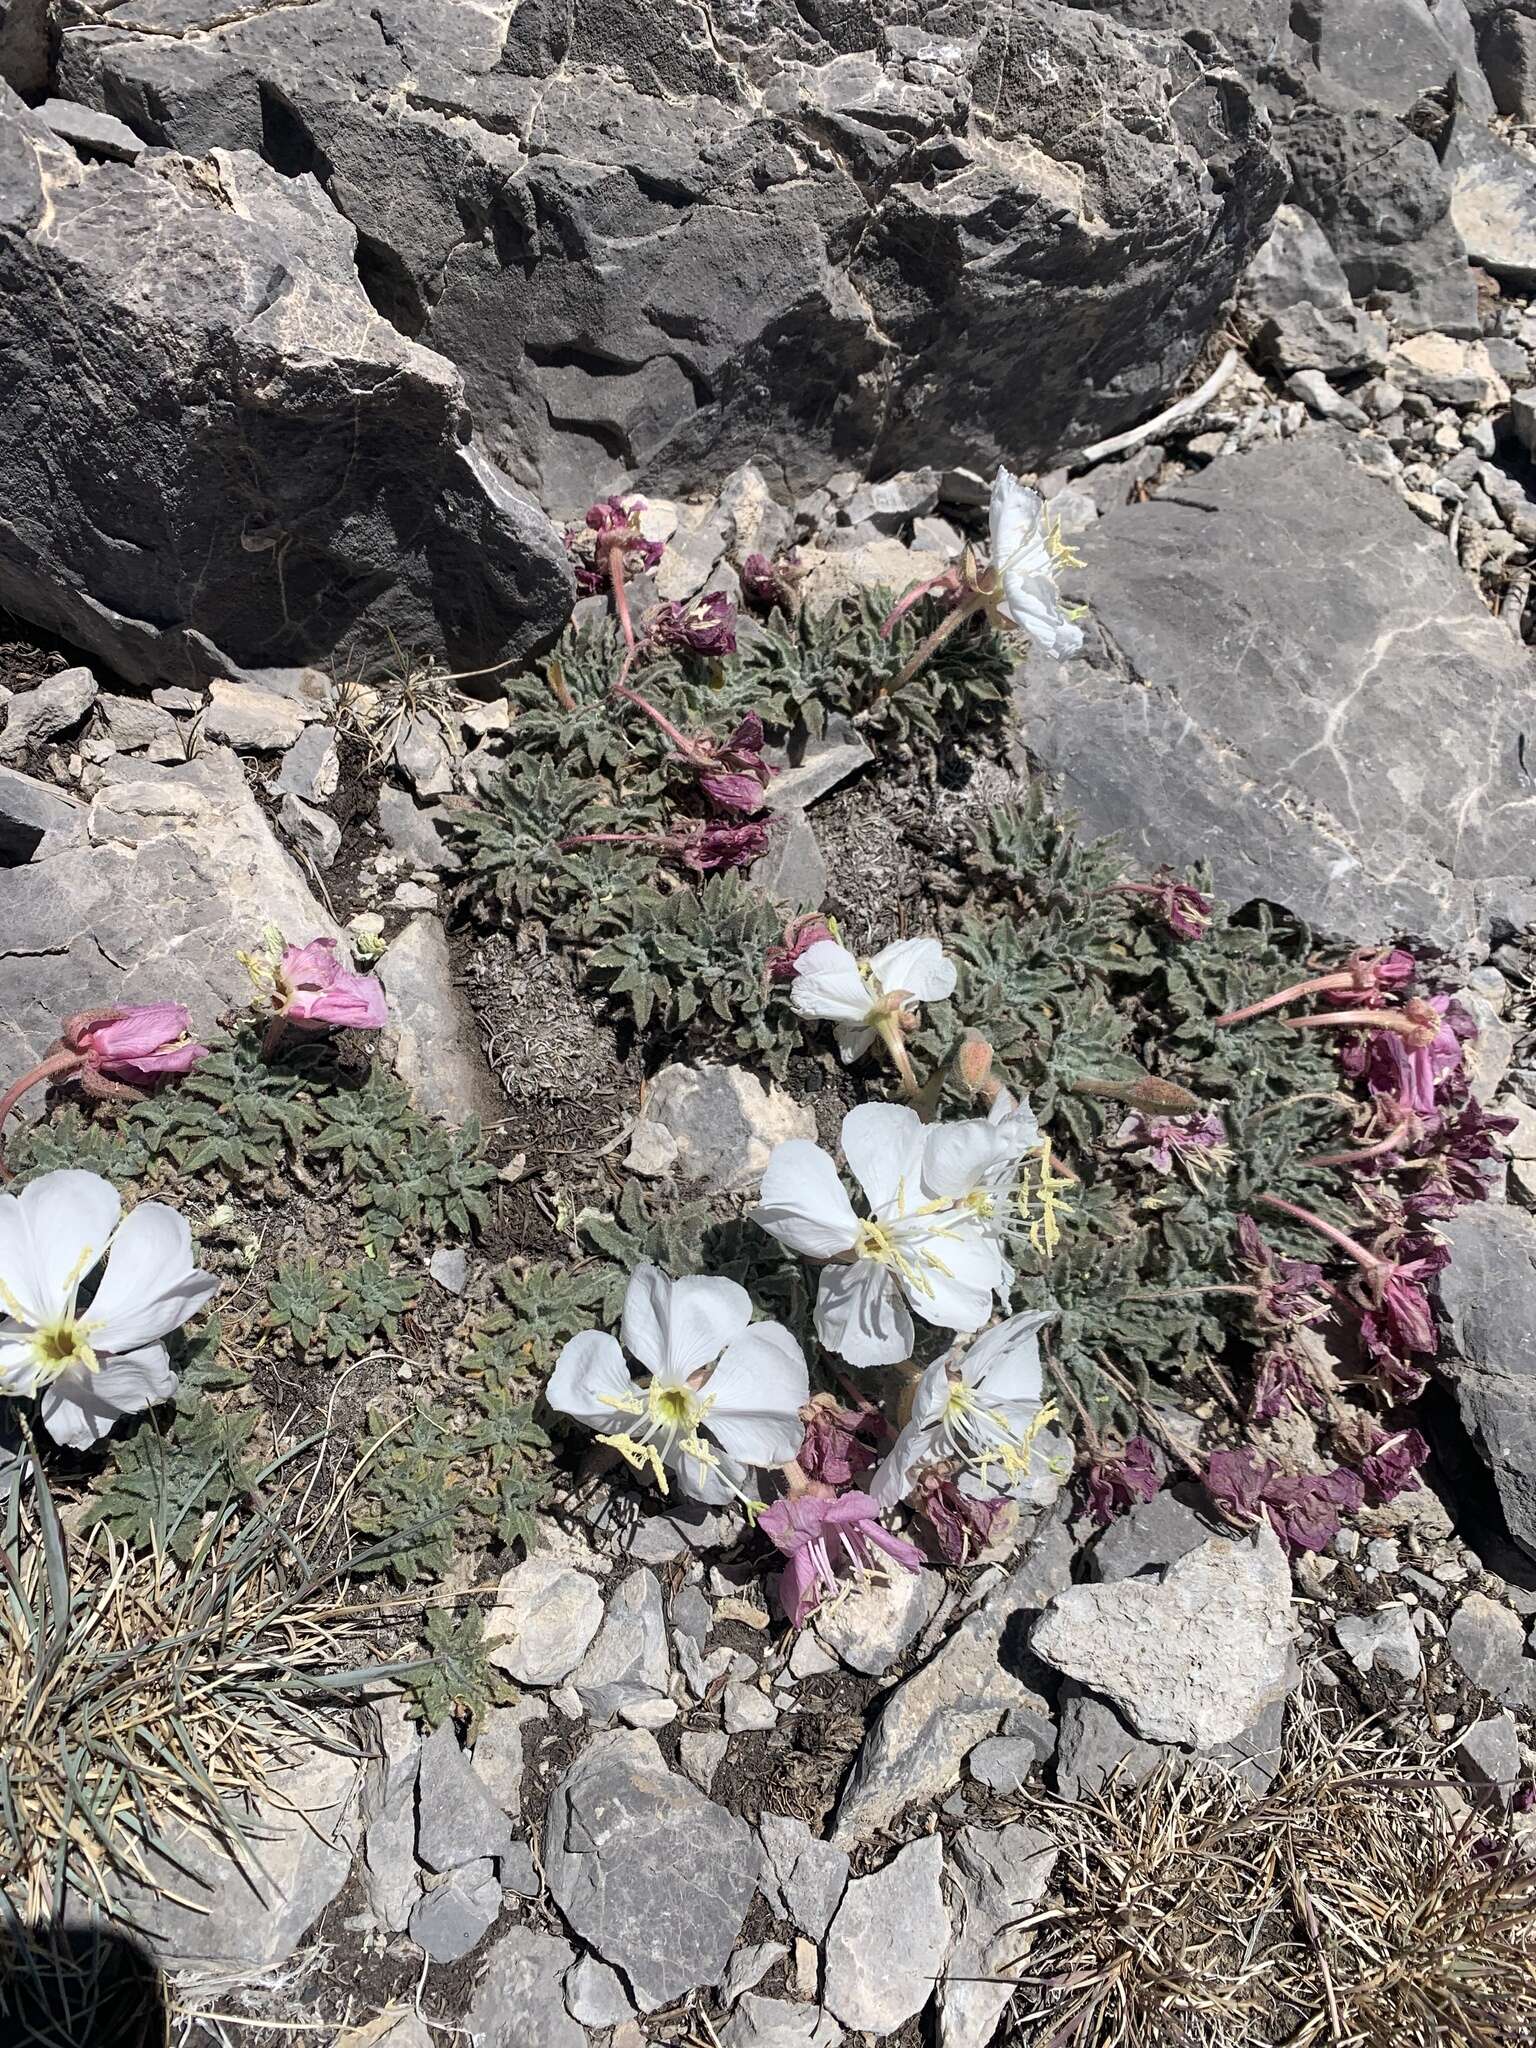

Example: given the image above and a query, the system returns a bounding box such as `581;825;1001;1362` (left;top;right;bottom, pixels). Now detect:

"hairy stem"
877;591;987;699
1213;972;1356;1027
0;1050;83;1181
1254;1193;1383;1279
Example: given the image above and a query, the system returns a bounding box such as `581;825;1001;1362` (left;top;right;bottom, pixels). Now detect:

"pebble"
723;1682;779;1734
1333;1605;1422;1681
484;1557;604;1688
407;1860;501;1964
823;1837;950;2035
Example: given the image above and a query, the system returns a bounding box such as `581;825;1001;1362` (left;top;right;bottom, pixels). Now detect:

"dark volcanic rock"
1032;435;1536;951
57;0;1283;503
0;88;572;689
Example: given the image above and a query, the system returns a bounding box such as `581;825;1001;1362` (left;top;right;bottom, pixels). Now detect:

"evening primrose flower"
241;930;388;1032
988;469;1085;662
790;937;956;1092
759;1491;924;1628
869;1311;1070;1510
546;1264;808;1507
0;1170;217;1449
752;1103;1019;1368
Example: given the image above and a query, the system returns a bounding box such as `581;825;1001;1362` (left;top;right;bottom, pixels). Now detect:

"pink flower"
1121;871;1212;940
278;939;388;1031
1358;1426;1429;1506
676;818;770;874
1203;1445;1363;1555
759;1490;925;1628
1078;1436;1162;1526
795;1395;884;1488
1321;947;1416;1008
564;496;664;594
697;714;774;815
1339;996;1472;1121
1113;1111;1228;1178
912;1472;1017;1564
64;1005;207;1084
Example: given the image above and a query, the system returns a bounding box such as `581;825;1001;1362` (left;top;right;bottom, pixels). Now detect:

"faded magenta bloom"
1113;1111;1228;1179
1321;947;1416;1008
766;914;835;984
913;1471;1017;1564
1119;872;1213;941
649;592;739;657
1079;1435;1162;1525
67;1005;208;1084
277;939;389;1030
740;550;803;612
679;818;771;874
795;1392;884;1488
697;714;774;815
1359;1426;1429;1505
564;496;664;594
1204;1446;1363;1555
760;1490;924;1628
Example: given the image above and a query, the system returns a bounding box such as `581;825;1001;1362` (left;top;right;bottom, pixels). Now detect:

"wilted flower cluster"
1204;1445;1364;1556
241;931;389;1034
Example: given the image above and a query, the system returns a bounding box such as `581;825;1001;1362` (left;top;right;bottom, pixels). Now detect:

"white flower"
546;1263;808;1507
0;1170;218;1450
870;1311;1071;1510
752;1102;1020;1369
790;936;956;1064
988;468;1085;661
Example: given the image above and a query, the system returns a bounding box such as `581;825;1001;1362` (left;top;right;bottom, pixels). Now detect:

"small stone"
751;810;826;913
468;1699;544;1817
414;1723;513;1873
429;1247;469;1295
0;666;98;761
38;96;146;161
393;879;436;909
273;723;341;803
793;1938;818;2000
203;677;308;752
96;692;180;757
543;1728;758;2011
788;1633;838;1680
626;1118;680;1177
723;1997;843;2048
724;1681;779;1734
813;1568;943;1677
565;1954;634;2028
1447;1593;1536;1707
938;1823;1057;2048
500;1839;540;1898
1454;1712;1521;1810
618;1694;679;1729
843;469;941;530
1391;334;1508;410
360;1696;422;1934
337;2012;432;2048
911;515;964;554
393;714;455;796
462;1926;584;2048
723;1941;789;2005
1334;1605;1422;1681
1455;987;1516;1104
670;1583;713;1648
1033;1529;1295;1749
966;1735;1045;1795
823;1836;950;2035
679;1729;731;1791
642;1063;817;1195
571;1568;672;1724
763;717;874;812
485;1558;604;1688
1286;368;1369;427
1090;1489;1220;1582
279;792;341;868
407;1859;501;1964
1053;1689;1163;1801
758;1814;849;1942
378;913;503;1128
377;785;456;871
1365;1539;1400;1573
0;762;84;859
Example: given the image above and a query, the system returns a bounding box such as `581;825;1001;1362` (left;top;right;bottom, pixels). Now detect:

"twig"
1075;349;1239;467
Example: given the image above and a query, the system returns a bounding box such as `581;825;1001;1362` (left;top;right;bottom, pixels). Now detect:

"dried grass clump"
0;1439;386;1934
1008;1701;1536;2048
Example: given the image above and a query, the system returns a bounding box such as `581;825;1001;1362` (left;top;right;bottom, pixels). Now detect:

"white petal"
920;1119;1001;1200
869;1414;940;1511
834;1023;877;1065
621;1264;750;1379
904;1229;1004;1333
869;937;955;1006
547;1330;638;1430
0;1172;121;1325
987;1093;1041;1156
753;1141;860;1258
790;941;874;1025
672;1445;752;1507
83;1203;217;1353
703;1323;809;1466
962;1309;1055;1402
841;1102;926;1216
815;1259;913;1369
999;569;1084;661
0;1334;39;1396
989;470;1050;578
40;1343;175;1450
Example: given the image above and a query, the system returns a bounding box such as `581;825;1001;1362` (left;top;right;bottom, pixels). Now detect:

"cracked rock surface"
58;0;1282;504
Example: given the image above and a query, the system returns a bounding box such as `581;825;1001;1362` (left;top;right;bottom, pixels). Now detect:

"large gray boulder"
1439;1203;1536;1566
57;0;1283;504
0;88;571;690
0;0;49;97
1032;435;1536;952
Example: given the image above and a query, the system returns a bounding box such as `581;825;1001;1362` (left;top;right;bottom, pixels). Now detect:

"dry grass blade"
1003;1698;1536;2048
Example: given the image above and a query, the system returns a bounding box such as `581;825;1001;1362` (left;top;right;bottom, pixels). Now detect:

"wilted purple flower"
1358;1425;1429;1506
1357;1238;1448;1368
1321;947;1416;1008
1336;995;1473;1121
740;550;803;612
1251;1346;1326;1424
795;1393;884;1488
760;1490;925;1628
1114;1111;1228;1179
1235;1215;1329;1333
649;592;739;657
563;495;664;595
912;1472;1017;1564
1119;871;1213;940
1204;1445;1363;1555
677;817;771;874
1078;1436;1163;1526
65;1005;208;1085
1421;1097;1519;1208
698;713;774;815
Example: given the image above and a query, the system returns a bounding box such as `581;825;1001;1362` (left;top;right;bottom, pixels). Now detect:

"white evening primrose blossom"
988;467;1085;662
790;936;956;1067
751;1102;1021;1369
870;1311;1072;1511
546;1263;808;1508
0;1170;218;1450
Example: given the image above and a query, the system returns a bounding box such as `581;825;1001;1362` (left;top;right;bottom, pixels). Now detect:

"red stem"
607;544;636;656
1283;1009;1429;1043
1303;1122;1413;1171
611;681;701;759
878;571;961;641
1213;972;1355;1027
0;1050;83;1181
1254;1193;1384;1280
